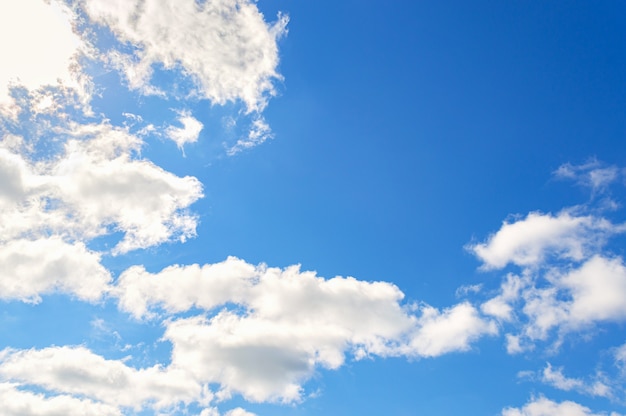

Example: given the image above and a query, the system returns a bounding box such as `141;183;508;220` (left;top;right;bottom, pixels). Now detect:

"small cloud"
468;211;620;270
166;109;204;152
541;363;613;399
226;117;273;156
554;159;624;195
455;283;483;298
505;334;528;355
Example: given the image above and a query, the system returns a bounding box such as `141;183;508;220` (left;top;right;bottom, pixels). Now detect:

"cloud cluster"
116;257;496;402
469;208;626;350
0;256;497;410
0;122;202;256
83;0;288;113
2;1;624;414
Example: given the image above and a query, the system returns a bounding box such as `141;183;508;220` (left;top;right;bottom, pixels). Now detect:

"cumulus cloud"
0;382;122;416
521;256;626;340
469;212;620;270
405;302;497;357
115;257;256;319
199;407;257;416
472;200;626;350
0;121;203;254
502;396;620;416
0;237;110;303
0;346;207;411
115;257;495;402
120;258;416;401
480;255;626;347
225;408;258;416
481;272;529;321
52;122;203;253
82;0;288;112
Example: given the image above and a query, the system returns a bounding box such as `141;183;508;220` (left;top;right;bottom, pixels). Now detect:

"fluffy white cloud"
560;256;626;325
0;237;110;303
117;257;495;402
51;123;203;253
480;254;626;351
166;110;204;150
0;122;203;254
224;408;257;416
469;212;619;270
406;302;498;357
136;259;416;402
0;383;122;416
501;396;619;416
82;0;288;112
522;256;626;339
0;346;207;411
116;257;256;319
481;272;529;321
0;0;90;116
472;204;626;350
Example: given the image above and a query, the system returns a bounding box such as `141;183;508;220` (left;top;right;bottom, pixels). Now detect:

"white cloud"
505;334;526;354
0;0;91;117
143;260;417;402
560;256;626;325
469;212;619;270
116;257;495;402
481;254;626;350
406;302;498;357
0;346;207;411
52;123;203;253
471;208;626;347
225;408;257;416
481;272;530;321
83;0;288;113
227;116;273;155
115;257;256;319
199;407;257;416
0;382;122;416
554;160;623;194
166;110;204;151
542;363;612;398
522;256;626;339
0;237;110;303
455;283;483;297
614;342;626;370
502;396;619;416
0;121;203;254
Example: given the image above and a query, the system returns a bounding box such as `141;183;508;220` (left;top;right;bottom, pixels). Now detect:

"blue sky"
1;1;626;415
